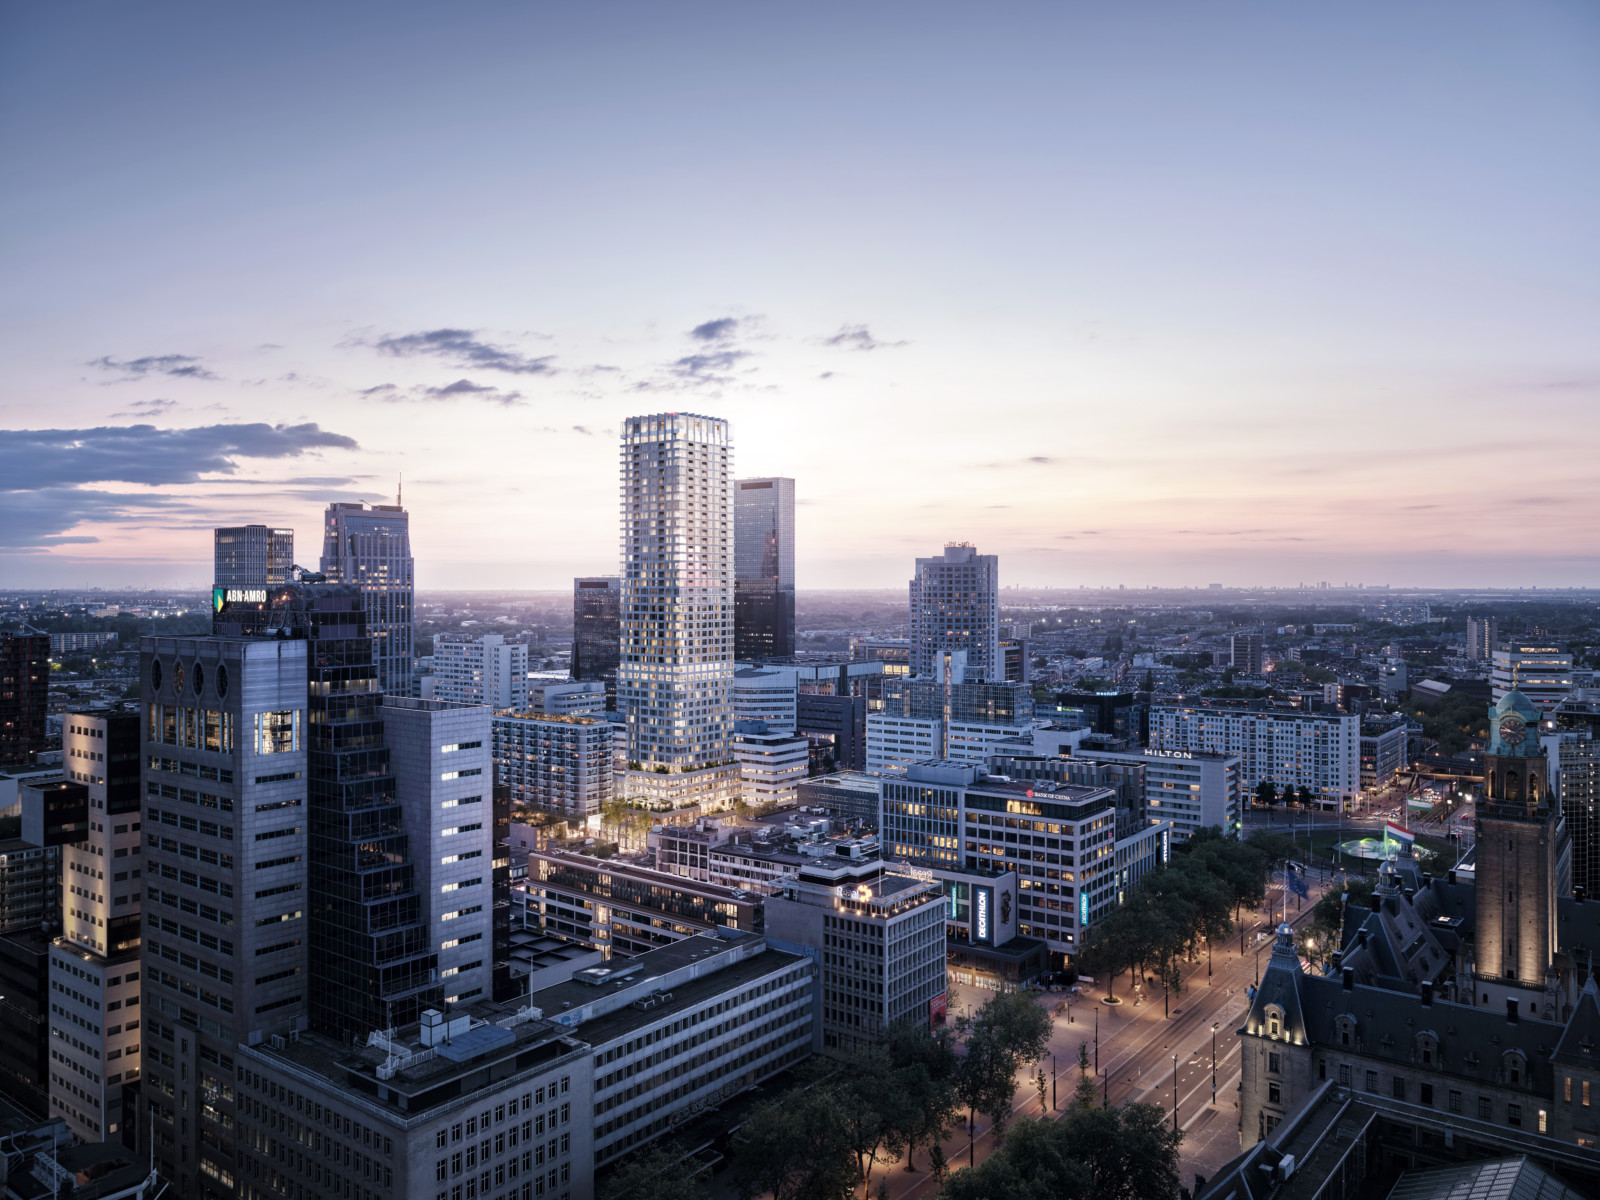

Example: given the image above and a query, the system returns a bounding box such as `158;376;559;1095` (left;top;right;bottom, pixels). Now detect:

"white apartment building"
1049;744;1242;843
382;697;496;1008
765;858;947;1055
1465;616;1499;662
434;633;529;710
492;711;615;822
49;708;145;1142
733;666;798;733
866;713;1036;776
618;413;739;810
1492;644;1574;712
909;544;1001;682
731;723;809;808
527;679;607;717
1148;704;1360;809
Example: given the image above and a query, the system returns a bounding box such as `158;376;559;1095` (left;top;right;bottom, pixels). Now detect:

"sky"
2;1;1598;591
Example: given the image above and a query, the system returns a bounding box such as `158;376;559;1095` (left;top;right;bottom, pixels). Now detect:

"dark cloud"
109;398;178;418
359;384;399;397
823;324;907;351
1025;456;1053;464
690;318;739;342
413;379;524;406
88;354;219;381
671;350;749;378
370;329;555;375
0;422;358;551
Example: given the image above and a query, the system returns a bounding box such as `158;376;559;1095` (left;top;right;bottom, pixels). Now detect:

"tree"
730;1086;858;1200
1078;906;1142;1003
886;1022;961;1172
1254;779;1276;808
957;990;1052;1142
605;1141;709;1200
1298;785;1314;808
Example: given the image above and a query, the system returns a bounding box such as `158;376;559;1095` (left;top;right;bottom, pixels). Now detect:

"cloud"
359;384;399;397
414;379;524;406
369;328;555;375
690;318;740;342
672;350;748;378
0;422;359;551
109;398;178;418
823;324;907;351
88;354;219;381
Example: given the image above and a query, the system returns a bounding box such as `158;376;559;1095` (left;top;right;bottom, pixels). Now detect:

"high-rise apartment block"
765;856;946;1054
320;500;415;697
526;679;607;717
382;697;496;1008
572;577;622;708
618;413;738;810
49;708;143;1143
733;477;796;661
1149;704;1360;808
435;633;529;710
1492;643;1574;712
0;627;50;766
1230;633;1264;674
909;545;1000;682
492;711;614;822
1465;615;1499;661
732;666;798;733
212;525;294;590
865;658;1035;775
730;720;810;808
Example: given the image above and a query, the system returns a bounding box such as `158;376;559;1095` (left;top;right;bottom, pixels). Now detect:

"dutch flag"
1384;821;1415;846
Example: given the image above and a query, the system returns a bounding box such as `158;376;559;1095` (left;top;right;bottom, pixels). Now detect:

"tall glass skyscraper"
213;524;294;590
319;500;415;697
573;576;622;707
734;476;795;660
618;413;739;810
909;543;1001;681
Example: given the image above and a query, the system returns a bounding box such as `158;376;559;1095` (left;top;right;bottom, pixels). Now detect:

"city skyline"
3;2;1598;591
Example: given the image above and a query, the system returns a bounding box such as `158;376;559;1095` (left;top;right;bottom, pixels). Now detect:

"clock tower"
1475;689;1560;988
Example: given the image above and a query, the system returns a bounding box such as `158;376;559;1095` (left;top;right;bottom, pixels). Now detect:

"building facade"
1492;644;1574;713
1;628;50;767
733;477;796;661
319;501;415;698
1465;616;1499;662
764;857;946;1054
435;634;529;711
729;723;809;809
1149;704;1360;809
571;578;621;710
1231;633;1265;674
212;526;294;591
908;545;1001;682
732;667;798;733
617;414;738;811
492;713;615;823
1360;721;1409;790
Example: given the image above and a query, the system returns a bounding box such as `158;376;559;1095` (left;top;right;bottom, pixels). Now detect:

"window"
1365;1070;1378;1093
1393;1077;1405;1101
1478;1097;1492;1120
1448;1090;1462;1114
1508;1103;1522;1128
255;710;299;755
1268;1053;1280;1074
1268;1082;1281;1104
1420;1084;1433;1106
1539;1110;1547;1133
1586;1080;1593;1108
1339;1064;1351;1086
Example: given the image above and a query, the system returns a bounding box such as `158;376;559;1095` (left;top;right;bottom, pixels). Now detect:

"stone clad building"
1237;690;1600;1191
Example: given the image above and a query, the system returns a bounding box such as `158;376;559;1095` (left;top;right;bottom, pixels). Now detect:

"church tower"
1475;690;1560;986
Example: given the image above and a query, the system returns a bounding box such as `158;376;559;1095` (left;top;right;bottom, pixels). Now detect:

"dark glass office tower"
0;627;49;766
734;477;795;660
573;576;622;707
213;524;294;590
320;501;415;698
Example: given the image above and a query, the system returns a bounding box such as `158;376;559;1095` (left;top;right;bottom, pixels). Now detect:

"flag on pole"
1384;821;1415;847
1287;867;1308;899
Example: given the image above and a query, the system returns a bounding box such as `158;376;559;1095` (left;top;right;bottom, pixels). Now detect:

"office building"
434;633;529;710
865;664;1035;775
1550;699;1600;900
0;930;54;1118
732;666;797;733
765;856;946;1054
1465;615;1499;662
0;1109;160;1199
534;929;813;1167
526;680;607;717
651;815;879;895
879;761;1169;959
528;847;762;958
851;638;911;676
319;500;415;697
382;697;496;1008
617;413;738;811
571;578;622;709
50;631;120;656
492;712;614;822
0;628;49;767
796;693;867;774
908;545;1001;682
49;709;143;1143
1492;644;1574;713
237;1002;594;1200
732;477;796;662
140;631;312;1196
795;773;879;825
1055;691;1146;745
212;525;294;591
730;721;809;809
1231;633;1264;674
1360;719;1409;790
1149;704;1360;809
1000;638;1031;684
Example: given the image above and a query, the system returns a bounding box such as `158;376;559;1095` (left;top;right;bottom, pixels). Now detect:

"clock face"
1499;716;1526;747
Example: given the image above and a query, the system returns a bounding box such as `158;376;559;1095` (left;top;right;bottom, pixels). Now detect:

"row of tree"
1253;779;1318;807
1078;827;1295;1002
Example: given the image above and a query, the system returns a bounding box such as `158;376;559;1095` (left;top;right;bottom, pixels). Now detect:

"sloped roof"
1551;975;1600;1069
1384;1156;1587;1200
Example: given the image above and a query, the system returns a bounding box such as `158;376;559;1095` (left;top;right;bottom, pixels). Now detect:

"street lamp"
1094;1006;1099;1074
1172;1052;1180;1132
1211;1022;1219;1105
1052;1052;1058;1110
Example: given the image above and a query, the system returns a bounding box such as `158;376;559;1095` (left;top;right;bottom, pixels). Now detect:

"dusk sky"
2;1;1597;590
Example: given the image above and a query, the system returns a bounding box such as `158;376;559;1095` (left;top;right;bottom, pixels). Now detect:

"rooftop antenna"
397;472;403;507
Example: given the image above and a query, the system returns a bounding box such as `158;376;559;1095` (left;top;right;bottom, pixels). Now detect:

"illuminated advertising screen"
975;885;992;943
